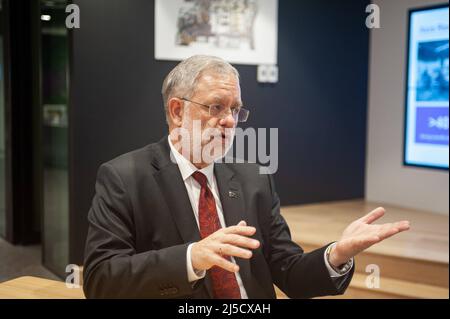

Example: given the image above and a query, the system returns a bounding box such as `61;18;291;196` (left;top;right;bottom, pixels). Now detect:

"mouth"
206;134;224;143
213;132;226;139
204;130;231;144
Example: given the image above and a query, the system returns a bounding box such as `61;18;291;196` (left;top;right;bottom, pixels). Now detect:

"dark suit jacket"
83;136;353;299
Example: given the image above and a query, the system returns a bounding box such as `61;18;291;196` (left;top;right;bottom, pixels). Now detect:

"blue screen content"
404;6;449;169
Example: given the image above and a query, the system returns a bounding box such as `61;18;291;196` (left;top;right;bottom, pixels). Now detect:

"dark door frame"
1;0;41;245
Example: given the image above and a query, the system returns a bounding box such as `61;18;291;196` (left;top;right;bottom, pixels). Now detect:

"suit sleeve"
263;174;354;299
83;163;199;298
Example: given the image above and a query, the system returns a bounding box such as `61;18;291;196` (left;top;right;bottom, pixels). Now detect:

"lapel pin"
228;191;238;198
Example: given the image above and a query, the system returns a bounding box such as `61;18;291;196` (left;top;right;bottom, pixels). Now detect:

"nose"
219;113;236;128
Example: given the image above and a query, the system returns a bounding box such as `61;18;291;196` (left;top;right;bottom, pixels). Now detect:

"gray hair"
161;55;240;124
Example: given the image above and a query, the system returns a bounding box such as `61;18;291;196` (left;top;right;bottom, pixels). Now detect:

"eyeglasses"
179;97;250;123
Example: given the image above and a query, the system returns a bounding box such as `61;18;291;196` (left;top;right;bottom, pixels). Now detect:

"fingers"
375;220;410;241
222;225;257;236
343;220;411;255
218;243;253;259
237;220;247;226
396;220;411;231
200;221;259;273
210;254;240;273
222;233;260;249
211;243;252;273
360;207;385;224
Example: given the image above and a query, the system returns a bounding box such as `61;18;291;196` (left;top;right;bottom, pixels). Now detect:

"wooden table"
0;276;85;299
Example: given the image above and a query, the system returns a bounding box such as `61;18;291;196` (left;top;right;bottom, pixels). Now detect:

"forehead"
194;72;241;100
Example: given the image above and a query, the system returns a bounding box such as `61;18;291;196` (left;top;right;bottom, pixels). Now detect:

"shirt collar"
168;136;215;186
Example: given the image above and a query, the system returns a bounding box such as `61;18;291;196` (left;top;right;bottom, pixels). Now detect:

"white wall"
366;0;449;215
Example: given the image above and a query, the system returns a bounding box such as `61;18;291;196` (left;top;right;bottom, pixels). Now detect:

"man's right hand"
191;220;260;273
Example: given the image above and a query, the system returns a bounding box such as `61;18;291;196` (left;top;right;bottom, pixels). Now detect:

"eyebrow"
210;96;243;107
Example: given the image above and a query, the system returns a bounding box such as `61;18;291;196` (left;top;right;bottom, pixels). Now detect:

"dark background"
69;0;370;263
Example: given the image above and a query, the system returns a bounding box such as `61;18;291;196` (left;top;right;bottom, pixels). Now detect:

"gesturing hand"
191;221;260;273
329;207;411;267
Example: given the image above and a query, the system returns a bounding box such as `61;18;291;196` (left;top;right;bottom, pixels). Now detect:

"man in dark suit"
83;55;410;299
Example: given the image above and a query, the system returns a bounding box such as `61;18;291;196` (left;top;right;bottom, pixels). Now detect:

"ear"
168;97;184;127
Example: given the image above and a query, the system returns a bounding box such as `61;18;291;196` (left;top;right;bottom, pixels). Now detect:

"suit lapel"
154;164;201;244
214;163;255;298
151;137;256;298
151;137;214;298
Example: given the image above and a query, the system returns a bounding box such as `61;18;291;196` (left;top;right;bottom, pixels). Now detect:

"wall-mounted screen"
404;4;449;169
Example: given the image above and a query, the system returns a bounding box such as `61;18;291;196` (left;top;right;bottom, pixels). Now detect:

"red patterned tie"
191;171;241;299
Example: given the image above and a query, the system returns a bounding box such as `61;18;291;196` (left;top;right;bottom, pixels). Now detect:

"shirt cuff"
324;243;354;278
186;243;206;283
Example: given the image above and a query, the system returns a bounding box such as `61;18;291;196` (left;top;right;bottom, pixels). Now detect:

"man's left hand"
329;207;410;267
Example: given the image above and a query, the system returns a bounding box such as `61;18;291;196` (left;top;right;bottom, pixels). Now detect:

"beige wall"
366;0;449;215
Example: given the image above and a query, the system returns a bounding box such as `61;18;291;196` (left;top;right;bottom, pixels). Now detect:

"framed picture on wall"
154;0;278;65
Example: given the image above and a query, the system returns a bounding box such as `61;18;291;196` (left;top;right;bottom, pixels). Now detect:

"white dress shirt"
167;137;352;298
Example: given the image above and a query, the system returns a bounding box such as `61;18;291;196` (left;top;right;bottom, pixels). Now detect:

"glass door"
40;0;69;277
